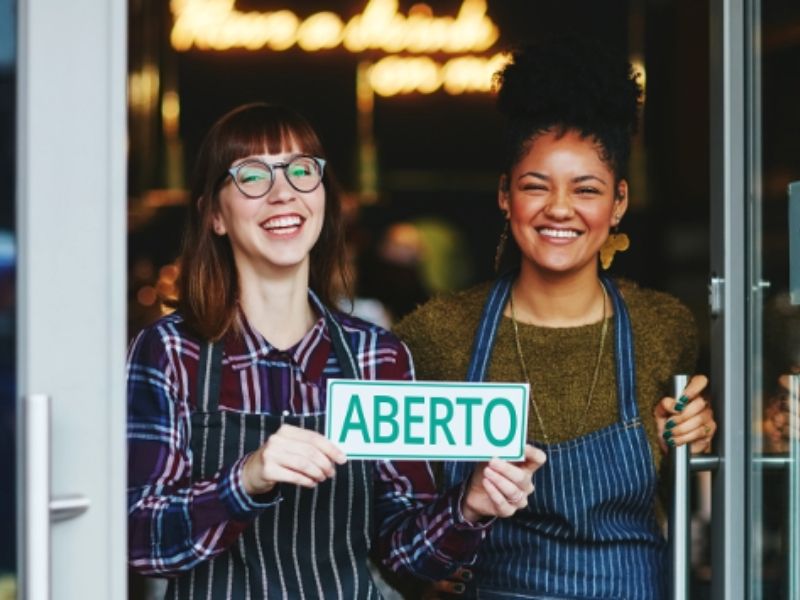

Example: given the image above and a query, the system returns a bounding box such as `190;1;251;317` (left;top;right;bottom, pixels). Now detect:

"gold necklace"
508;282;610;444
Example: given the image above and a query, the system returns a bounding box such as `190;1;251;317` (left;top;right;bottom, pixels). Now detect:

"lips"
261;214;304;234
536;226;582;239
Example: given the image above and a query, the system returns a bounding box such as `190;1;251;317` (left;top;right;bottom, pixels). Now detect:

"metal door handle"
21;394;91;600
669;375;722;600
669;375;691;600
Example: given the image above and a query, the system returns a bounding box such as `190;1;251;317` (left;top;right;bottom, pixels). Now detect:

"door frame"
709;0;749;597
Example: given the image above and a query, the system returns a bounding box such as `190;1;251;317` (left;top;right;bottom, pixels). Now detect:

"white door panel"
17;0;126;597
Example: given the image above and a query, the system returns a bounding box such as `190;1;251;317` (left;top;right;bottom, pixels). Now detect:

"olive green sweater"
393;278;697;475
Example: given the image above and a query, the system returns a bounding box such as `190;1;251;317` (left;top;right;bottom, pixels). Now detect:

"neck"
509;262;609;327
237;262;316;350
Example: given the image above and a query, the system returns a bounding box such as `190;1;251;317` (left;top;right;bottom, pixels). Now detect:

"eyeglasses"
226;154;326;198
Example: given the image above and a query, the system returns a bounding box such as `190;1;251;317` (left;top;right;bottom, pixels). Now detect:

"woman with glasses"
126;103;542;599
380;37;718;599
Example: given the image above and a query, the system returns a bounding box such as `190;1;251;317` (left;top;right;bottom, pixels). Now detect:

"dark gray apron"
167;310;379;599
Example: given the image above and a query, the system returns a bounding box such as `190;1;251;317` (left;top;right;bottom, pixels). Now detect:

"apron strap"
464;272;640;421
465;272;515;382
324;308;362;380
197;340;224;412
600;274;639;422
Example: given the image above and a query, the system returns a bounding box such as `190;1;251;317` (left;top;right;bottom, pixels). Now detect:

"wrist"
241;452;276;496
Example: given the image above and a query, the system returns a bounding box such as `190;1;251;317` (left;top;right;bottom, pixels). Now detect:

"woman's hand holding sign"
242;424;347;495
461;444;547;522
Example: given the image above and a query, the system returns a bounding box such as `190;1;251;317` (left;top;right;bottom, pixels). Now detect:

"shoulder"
391;281;493;381
615;278;695;330
393;281;492;343
127;312;200;366
614;278;698;371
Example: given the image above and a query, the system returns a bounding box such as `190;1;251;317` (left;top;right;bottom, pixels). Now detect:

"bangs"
214;105;325;169
195;103;326;200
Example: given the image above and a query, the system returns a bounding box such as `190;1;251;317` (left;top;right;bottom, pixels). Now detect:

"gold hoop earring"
494;218;510;273
599;226;630;270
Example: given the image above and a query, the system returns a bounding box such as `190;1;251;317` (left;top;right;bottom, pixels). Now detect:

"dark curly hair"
495;34;643;182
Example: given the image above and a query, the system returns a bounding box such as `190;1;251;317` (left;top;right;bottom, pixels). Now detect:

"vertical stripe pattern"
167;312;379;599
447;274;666;599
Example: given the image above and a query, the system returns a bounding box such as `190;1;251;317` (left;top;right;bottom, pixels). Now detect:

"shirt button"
282;410;291;417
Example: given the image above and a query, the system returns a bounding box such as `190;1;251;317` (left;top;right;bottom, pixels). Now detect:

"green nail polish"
675;395;689;411
663;430;673;441
666;419;675;430
667;438;676;448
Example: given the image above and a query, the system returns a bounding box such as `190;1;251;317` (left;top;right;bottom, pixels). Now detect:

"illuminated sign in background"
169;0;509;96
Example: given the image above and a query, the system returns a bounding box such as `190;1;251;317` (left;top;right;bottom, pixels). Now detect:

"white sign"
325;380;529;461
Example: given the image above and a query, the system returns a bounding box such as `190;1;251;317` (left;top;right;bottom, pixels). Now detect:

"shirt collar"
224;290;332;373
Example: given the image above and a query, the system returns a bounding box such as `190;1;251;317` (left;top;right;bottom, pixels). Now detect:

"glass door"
746;0;800;597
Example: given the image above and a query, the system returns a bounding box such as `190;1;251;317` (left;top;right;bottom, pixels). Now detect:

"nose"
543;187;573;218
266;166;296;203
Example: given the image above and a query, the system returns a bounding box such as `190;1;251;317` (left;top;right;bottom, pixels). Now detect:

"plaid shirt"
127;295;490;579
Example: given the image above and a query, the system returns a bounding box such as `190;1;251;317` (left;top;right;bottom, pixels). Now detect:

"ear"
211;211;227;236
612;180;629;225
497;174;510;215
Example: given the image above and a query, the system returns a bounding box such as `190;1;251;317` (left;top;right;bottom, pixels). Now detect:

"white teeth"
539;227;579;238
263;216;302;230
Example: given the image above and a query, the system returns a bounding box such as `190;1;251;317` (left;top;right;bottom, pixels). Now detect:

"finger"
667;411;707;438
262;463;321;488
519;444;547;470
671;419;716;449
277;425;347;464
673;397;709;421
681;374;709;399
663;402;710;436
265;441;339;481
481;476;518;517
487;458;535;491
670;374;710;414
667;404;711;434
483;467;531;508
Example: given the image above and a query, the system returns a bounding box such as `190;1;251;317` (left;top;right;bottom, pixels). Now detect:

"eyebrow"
519;171;608;185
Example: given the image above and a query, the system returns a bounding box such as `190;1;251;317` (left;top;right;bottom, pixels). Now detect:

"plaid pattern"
127;294;489;578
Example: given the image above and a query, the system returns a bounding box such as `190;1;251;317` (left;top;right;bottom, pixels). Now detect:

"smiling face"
498;128;628;279
212;146;326;282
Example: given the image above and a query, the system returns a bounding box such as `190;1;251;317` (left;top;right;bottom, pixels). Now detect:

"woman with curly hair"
378;36;717;599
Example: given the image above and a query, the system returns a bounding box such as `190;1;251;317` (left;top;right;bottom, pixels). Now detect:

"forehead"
517;130;611;172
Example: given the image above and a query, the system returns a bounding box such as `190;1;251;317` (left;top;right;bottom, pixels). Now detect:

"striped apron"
166;310;380;599
443;273;666;600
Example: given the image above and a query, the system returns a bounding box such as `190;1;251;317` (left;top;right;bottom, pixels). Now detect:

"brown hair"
176;102;346;341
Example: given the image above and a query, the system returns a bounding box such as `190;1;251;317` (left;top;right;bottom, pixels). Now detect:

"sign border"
325;379;530;461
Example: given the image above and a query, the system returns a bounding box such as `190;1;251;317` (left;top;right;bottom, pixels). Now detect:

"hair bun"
495;34;642;134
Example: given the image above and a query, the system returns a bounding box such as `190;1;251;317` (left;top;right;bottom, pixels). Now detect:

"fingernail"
460;569;473;582
666;419;676;430
675;395;689;411
667;438;676;448
663;430;673;441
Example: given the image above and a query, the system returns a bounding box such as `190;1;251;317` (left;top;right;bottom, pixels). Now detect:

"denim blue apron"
167;309;380;599
443;273;666;600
